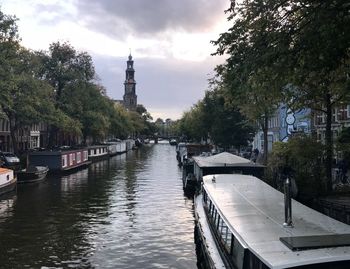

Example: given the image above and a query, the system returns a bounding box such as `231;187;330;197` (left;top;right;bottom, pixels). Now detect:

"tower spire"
129;48;132;60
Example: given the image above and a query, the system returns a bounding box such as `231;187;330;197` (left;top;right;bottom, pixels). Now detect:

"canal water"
0;143;197;268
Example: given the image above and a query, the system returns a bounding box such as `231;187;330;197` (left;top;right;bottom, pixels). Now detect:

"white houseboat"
184;152;264;192
0;168;17;195
88;145;109;162
195;174;350;269
105;140;127;156
193;152;265;182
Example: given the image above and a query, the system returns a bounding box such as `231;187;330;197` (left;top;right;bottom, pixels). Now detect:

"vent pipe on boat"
283;177;293;228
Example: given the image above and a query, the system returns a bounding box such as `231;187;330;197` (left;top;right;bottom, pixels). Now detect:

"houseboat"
195;174;350;269
28;148;90;172
0;168;17;195
88;145;109;161
125;139;135;152
176;143;212;166
183;152;264;192
106;140;126;156
192;152;264;182
105;142;118;156
105;140;128;156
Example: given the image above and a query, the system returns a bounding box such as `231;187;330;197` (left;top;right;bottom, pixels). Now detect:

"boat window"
213;208;217;220
69;154;73;166
225;231;232;252
209;201;213;214
62;155;67;168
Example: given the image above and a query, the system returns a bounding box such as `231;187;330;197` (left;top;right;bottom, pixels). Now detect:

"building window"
316;112;325;125
332;108;337;122
77;152;81;163
338;105;348;121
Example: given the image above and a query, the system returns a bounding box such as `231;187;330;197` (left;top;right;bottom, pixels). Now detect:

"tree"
280;0;350;191
37;41;96;147
178;102;207;142
0;11;56;153
112;103;133;139
212;1;350;184
201;89;253;150
212;1;288;163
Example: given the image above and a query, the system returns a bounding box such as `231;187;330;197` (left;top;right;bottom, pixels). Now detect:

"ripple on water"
0;144;197;269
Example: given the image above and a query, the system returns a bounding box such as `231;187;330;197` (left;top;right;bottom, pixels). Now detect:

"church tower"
123;54;137;111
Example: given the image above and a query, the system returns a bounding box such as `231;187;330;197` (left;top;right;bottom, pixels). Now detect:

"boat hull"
17;166;49;184
0;178;17;195
194;194;227;269
0;168;17;195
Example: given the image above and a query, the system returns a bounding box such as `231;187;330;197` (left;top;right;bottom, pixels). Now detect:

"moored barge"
185;152;264;192
28;148;90;172
88;145;109;161
195;174;350;269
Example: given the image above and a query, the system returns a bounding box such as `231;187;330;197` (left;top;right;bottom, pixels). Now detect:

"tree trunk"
9;119;18;154
47;125;58;148
325;93;333;192
263;116;268;165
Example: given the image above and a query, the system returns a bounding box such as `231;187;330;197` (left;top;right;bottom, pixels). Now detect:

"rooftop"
203;174;350;268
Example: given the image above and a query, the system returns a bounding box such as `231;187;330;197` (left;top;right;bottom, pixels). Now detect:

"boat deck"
203;174;350;269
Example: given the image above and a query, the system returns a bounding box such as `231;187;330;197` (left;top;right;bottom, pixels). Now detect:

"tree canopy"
212;0;350;186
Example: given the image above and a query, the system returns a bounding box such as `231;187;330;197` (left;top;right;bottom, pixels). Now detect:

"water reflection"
0;144;197;268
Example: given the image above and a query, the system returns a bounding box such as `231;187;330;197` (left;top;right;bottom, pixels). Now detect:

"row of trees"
173;87;254;151
0;9;155;153
176;0;349;192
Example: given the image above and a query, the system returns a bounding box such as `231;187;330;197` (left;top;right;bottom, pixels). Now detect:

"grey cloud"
32;3;75;26
76;0;228;38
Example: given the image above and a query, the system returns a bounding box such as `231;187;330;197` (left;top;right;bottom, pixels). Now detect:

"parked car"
0;152;21;171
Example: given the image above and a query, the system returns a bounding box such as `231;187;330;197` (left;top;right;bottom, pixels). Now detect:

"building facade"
0;119;47;152
252;104;313;153
0;119;11;152
314;104;350;143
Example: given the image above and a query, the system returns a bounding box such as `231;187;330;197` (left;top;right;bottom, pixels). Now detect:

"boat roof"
0;167;12;174
88;145;108;149
202;174;350;269
193;152;264;168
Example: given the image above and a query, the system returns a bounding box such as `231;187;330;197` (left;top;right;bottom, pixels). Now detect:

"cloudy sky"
1;0;230;120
